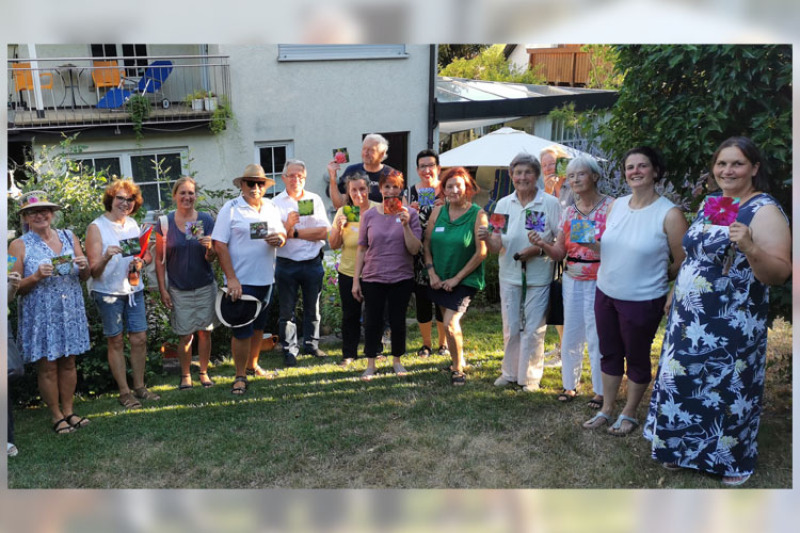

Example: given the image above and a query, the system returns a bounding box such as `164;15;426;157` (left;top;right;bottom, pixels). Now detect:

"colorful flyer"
332;148;349;164
8;256;17;273
488;213;509;234
556;157;571;178
185;219;204;240
298;199;315;216
343;205;360;223
703;196;740;226
119;237;142;257
417;188;436;208
51;254;74;276
383;196;403;215
250;221;269;239
570;219;597;244
524;209;546;232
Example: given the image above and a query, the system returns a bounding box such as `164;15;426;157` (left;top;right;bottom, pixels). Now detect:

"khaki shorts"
168;281;218;335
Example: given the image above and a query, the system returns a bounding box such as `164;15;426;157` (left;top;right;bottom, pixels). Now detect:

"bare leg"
106;334;130;395
178;333;194;387
56;356;77;417
231;335;250;392
620;380;649;420
418;320;432;349
599;372;622;418
247;329;264;371
196;330;213;385
129;331;148;391
435;320;446;351
37;359;65;423
442;308;465;373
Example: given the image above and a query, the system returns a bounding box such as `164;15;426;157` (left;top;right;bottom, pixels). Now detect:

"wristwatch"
293;228;299;239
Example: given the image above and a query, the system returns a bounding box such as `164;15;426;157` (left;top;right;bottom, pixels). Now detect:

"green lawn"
7;311;792;489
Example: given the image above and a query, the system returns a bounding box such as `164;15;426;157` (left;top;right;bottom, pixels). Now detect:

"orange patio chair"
92;60;124;103
12;62;55;110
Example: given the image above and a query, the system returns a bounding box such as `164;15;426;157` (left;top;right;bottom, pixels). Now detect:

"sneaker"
437;345;450;357
7;443;18;457
283;352;297;367
494;376;512;387
521;384;540;393
304;348;327;358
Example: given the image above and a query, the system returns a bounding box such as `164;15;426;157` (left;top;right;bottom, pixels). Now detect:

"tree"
437;44;489;70
580;44;623;90
597;44;792;322
438;44;545;84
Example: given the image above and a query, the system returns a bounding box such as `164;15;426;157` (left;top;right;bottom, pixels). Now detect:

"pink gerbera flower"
703;196;739;226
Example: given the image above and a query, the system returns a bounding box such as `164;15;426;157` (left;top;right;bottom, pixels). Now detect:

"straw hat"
233;164;276;189
18;190;62;213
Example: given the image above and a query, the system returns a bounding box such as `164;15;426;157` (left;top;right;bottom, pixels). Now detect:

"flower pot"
191;99;204;111
260;333;279;352
161;342;179;359
204;96;218;111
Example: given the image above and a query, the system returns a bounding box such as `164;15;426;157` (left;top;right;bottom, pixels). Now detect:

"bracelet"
425;263;434;269
538;247;545;256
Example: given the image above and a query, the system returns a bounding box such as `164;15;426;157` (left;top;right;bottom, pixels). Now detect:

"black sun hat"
215;288;264;328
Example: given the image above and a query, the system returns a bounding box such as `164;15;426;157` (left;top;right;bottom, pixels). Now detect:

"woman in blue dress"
644;137;791;486
8;191;92;434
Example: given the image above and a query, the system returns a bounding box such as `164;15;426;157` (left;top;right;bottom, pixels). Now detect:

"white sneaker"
521;384;540;393
494;376;512;387
7;443;18;457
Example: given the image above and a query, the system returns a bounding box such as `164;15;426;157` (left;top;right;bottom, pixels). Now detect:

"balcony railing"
8;55;230;133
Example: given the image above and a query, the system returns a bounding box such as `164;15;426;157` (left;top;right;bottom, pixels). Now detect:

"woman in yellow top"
329;171;379;367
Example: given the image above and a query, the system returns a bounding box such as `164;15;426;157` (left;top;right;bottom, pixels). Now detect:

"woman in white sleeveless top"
582;147;688;435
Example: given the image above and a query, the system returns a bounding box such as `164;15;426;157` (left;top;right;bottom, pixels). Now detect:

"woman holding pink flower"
644;137;791;486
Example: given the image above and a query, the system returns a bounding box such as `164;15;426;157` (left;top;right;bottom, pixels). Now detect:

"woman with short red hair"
423;167;487;385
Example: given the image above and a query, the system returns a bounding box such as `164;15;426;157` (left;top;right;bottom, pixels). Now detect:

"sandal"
361;368;377;381
198;371;215;388
587;396;603;410
451;371;466;386
557;389;577;402
582;411;612;430
64;413;90;429
118;392;142;410
392;362;409;376
417;345;432;358
245;365;269;377
607;414;640;436
179;374;193;390
133;387;161;401
53;418;75;434
722;473;751;487
662;463;681;471
231;376;248;395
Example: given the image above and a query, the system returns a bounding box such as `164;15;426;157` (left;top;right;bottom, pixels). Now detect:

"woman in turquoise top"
423;167;488;385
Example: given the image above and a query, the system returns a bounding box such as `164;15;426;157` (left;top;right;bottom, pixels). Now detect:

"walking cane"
514;253;526;331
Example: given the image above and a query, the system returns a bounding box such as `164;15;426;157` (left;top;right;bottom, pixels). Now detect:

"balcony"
7;55;230;134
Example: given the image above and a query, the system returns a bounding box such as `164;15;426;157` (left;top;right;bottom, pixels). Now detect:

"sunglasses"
115;195;136;204
244;180;266;189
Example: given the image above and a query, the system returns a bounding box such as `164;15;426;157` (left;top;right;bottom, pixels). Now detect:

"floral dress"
643;193;787;477
17;229;90;363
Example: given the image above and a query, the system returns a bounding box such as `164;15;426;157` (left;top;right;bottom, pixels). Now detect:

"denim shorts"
92;290;148;338
231;284;272;340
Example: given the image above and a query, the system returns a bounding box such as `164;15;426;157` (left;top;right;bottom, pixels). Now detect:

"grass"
7;310;791;489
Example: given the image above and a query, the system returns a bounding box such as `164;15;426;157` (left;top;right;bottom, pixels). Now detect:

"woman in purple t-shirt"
353;170;422;380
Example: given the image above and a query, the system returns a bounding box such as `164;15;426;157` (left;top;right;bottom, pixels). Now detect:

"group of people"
8;133;790;487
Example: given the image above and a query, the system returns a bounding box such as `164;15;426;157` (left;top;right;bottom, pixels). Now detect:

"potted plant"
203;91;218;112
209;96;232;134
125;94;151;140
184;90;205;111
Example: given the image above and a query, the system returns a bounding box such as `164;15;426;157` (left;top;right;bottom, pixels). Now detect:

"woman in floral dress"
644;137;791;486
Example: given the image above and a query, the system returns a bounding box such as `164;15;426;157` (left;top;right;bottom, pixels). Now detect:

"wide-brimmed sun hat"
18;190;62;213
233;164;276;189
215;287;264;328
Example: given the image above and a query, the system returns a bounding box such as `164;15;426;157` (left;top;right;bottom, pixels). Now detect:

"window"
255;142;293;197
73;149;186;212
91;43;148;76
277;45;407;62
550;119;577;145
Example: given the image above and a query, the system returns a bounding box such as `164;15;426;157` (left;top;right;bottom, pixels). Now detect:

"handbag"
546;261;564;326
7;321;24;379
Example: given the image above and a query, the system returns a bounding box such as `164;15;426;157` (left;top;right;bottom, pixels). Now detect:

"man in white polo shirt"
273;159;332;367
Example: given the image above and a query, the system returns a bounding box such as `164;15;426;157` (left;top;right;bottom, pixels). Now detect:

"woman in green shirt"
423;167;488;385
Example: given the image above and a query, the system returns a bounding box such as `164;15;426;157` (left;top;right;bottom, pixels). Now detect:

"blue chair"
96;60;173;109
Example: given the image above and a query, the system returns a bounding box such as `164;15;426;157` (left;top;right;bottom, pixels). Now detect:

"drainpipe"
427;44;437;150
27;43;45;118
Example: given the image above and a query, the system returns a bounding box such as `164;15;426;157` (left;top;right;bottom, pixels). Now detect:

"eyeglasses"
115;195;136;204
418;163;437;170
244;180;266;189
283;174;306;181
26;208;52;217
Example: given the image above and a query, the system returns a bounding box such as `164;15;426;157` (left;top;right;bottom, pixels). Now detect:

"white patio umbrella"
439;127;593;208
